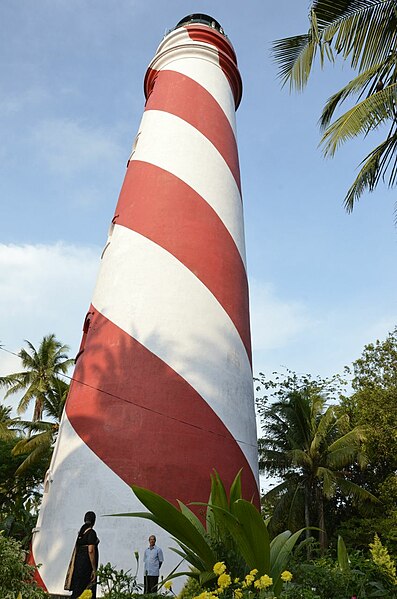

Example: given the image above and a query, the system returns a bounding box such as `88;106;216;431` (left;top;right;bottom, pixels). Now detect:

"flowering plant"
78;590;93;599
193;563;293;599
122;470;304;596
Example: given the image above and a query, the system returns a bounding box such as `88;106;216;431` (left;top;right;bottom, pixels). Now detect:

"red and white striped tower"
31;14;259;594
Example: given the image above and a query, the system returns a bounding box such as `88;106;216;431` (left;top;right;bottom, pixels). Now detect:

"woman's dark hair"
77;511;96;537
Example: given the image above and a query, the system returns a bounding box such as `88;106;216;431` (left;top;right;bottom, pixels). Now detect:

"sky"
1;0;396;430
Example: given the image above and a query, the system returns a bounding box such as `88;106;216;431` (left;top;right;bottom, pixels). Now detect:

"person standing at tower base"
144;535;163;593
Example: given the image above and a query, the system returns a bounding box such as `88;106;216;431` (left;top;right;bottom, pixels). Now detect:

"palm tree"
0;334;73;421
272;0;397;211
258;386;376;552
0;405;22;439
12;378;69;475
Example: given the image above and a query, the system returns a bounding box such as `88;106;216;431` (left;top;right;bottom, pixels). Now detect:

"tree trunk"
304;484;311;559
317;487;327;554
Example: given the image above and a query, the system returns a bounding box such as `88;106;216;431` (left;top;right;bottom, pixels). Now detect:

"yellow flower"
243;574;255;587
164;580;173;590
254;575;273;589
234;578;240;584
234;589;243;599
218;573;232;588
280;570;293;583
78;591;93;599
213;561;227;576
194;592;217;599
249;569;258;576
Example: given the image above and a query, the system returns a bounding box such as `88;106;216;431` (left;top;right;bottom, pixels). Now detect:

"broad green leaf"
177;500;206;536
208;502;269;574
210;471;229;510
232;499;270;574
170;546;206;572
130;486;216;568
270;528;306;595
229;469;243;508
337;535;350;572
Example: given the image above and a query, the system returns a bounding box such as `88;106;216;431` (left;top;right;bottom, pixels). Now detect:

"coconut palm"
12;378;69;475
272;0;397;211
0;405;22;439
258;386;377;552
0;334;73;421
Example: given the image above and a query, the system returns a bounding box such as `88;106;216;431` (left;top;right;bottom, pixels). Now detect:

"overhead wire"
0;344;258;450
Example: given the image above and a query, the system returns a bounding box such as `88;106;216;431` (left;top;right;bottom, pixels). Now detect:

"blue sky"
1;0;396;415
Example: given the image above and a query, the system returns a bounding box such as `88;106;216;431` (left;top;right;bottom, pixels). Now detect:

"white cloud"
0;242;100;380
31;118;124;175
249;278;313;352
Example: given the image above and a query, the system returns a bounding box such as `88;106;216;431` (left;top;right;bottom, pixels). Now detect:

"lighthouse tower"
31;14;259;594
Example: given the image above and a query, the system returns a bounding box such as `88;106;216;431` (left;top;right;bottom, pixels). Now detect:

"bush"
97;561;142;598
286;551;397;599
0;532;47;598
177;577;201;599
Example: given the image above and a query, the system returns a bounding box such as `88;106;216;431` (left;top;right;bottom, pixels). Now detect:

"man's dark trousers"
144;575;159;594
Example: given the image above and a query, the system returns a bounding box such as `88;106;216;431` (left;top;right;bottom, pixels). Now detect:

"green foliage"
0;533;48;598
285;550;397;598
0;437;46;547
256;371;375;551
272;0;397;211
12;377;69;476
0;404;22;439
337;534;349;573
369;534;397;585
113;471;304;597
177;577;201;599
97;561;142;598
0;333;72;421
341;328;397;482
334;329;397;555
0;335;71;549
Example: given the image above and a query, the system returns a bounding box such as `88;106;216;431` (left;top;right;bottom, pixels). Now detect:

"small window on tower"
101;216;119;259
127;132;141;164
75;311;93;362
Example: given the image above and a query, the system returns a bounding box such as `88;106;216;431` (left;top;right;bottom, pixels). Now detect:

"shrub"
0;532;47;598
97;561;142;598
286;551;397;598
116;470;305;597
178;577;201;599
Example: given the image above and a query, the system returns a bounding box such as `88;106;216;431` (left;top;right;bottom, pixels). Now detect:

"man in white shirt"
143;534;164;593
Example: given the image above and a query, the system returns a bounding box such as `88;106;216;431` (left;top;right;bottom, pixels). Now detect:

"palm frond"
272;33;318;91
336;476;378;503
310;406;335;453
316;466;337;498
317;0;397;71
12;430;53;455
343;130;397;210
321;83;397;156
273;0;397;90
289;448;313;469
13;440;53;476
320;60;393;128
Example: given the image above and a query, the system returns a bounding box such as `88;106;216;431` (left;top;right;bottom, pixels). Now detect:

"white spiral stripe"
92;225;258;474
32;413;181;594
132;110;246;267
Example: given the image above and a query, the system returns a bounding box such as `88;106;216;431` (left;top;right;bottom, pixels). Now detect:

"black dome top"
175;14;225;35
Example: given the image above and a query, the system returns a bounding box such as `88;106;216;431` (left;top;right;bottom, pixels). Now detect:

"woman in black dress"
69;511;100;599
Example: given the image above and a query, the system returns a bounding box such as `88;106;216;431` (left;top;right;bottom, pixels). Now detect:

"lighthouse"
31;14;259;594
